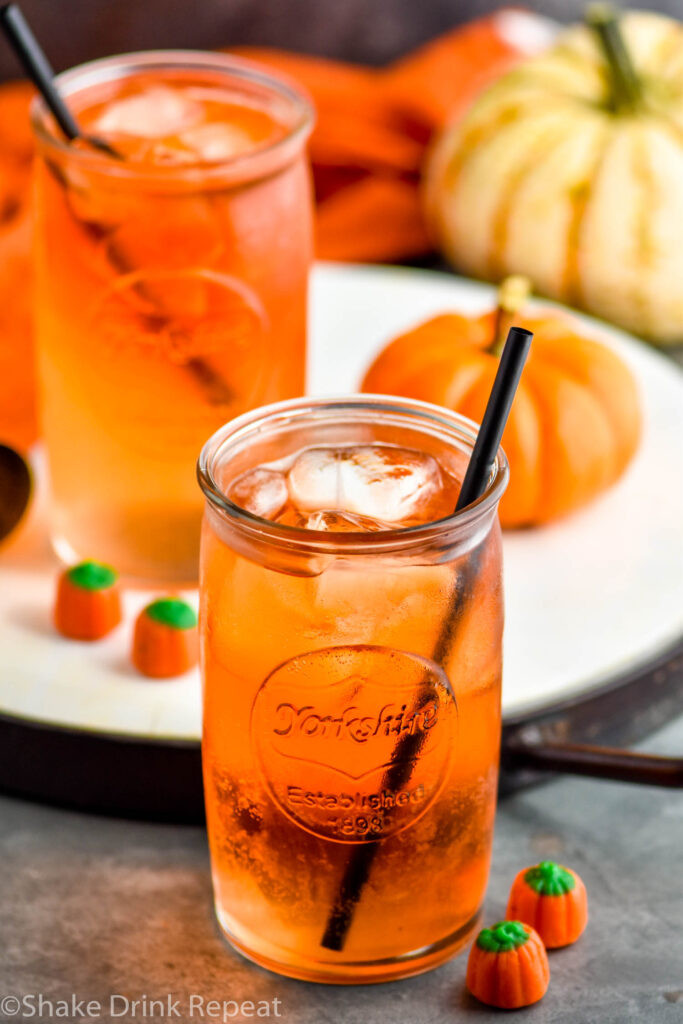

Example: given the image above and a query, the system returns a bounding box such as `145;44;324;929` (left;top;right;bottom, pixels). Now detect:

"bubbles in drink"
228;444;459;531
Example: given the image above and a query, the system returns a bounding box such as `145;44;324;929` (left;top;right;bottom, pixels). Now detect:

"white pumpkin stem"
492;275;531;356
587;4;642;113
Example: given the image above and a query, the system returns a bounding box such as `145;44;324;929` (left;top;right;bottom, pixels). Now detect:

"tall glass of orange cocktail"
32;53;313;583
197;396;509;983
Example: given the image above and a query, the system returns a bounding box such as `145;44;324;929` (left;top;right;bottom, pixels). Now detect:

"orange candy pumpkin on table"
466;920;550;1009
465;861;588;1008
362;276;641;528
54;560;122;641
507;860;588;949
131;597;199;679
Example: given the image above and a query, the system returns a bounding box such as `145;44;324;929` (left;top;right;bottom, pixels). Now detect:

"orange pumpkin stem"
490;275;531;356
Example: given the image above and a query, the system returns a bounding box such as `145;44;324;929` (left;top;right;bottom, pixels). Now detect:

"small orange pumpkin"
361;277;641;527
54;560;122;641
507;860;588;948
466;920;549;1009
131;597;198;679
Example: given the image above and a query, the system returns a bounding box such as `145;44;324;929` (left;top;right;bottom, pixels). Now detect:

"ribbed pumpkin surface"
361;307;641;527
425;12;683;345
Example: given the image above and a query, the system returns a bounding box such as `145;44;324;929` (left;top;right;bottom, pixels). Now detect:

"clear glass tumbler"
197;396;509;983
32;52;314;583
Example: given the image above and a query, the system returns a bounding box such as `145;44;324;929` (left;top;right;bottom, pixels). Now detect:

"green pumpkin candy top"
524;861;576;896
66;560;118;591
145;597;197;631
476;921;529;953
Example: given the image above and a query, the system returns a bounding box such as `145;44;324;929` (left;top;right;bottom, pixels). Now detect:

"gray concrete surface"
0;716;682;1024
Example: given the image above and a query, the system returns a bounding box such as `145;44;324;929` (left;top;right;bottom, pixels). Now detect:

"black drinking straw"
0;2;120;156
455;326;533;511
320;325;533;952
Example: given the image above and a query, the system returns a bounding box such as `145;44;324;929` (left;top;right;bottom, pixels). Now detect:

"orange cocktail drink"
198;396;509;983
32;52;313;583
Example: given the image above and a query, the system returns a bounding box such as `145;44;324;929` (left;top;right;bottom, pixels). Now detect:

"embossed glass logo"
251;645;457;843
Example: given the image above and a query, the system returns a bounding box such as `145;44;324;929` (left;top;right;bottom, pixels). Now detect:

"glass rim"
197;395;510;555
30;49;315;179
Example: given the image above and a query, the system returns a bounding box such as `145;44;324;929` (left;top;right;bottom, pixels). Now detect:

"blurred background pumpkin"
425;8;683;346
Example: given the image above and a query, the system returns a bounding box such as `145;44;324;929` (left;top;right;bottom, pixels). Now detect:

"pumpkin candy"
424;7;683;345
507;860;588;948
466;920;549;1009
131;597;198;679
54;560;122;641
361;277;641;527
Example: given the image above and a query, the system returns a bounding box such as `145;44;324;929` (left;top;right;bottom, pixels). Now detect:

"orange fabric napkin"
235;12;528;263
0;81;37;451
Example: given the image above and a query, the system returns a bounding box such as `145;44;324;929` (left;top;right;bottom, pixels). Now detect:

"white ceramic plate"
1;262;682;740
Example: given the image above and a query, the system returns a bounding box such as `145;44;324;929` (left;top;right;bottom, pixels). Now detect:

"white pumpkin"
424;9;683;345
